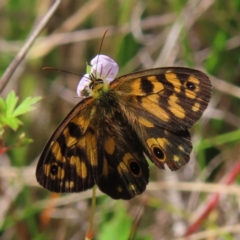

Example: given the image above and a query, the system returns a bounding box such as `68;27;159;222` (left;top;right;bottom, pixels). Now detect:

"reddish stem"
0;146;8;155
40;193;60;229
85;231;94;240
183;160;240;236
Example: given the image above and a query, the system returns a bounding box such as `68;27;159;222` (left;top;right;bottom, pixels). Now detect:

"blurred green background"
1;0;240;239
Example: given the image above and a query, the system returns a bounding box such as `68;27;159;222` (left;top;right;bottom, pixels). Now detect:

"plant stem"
85;185;97;240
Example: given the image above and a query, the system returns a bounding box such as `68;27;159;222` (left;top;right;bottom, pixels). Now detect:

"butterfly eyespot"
153;147;165;160
50;164;58;175
186;82;196;91
129;161;141;176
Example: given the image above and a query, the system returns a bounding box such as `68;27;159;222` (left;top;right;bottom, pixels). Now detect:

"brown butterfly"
36;57;211;200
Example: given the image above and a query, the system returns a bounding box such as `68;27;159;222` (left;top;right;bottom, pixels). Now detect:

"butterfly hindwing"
96;109;149;200
135;126;192;171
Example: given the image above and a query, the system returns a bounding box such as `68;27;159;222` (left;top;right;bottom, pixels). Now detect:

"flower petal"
91;54;119;82
76;74;91;97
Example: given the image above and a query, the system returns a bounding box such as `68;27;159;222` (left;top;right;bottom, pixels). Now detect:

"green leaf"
0;92;41;132
0;98;6;114
99;203;131;240
86;62;92;74
13;96;42;117
2;117;22;131
5;91;18;117
196;129;240;150
19;137;33;146
16;133;33;147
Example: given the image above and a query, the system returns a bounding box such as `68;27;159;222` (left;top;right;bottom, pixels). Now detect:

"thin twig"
154;0;215;67
0;0;62;94
177;224;240;240
28;14;175;59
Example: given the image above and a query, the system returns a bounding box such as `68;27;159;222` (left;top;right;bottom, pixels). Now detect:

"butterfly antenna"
43;67;83;77
43;67;94;83
95;30;108;76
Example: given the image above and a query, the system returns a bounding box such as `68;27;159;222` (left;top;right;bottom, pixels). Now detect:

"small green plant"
0;91;41;155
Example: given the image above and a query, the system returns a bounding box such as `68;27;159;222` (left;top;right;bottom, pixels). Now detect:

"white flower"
90;55;119;82
77;55;119;97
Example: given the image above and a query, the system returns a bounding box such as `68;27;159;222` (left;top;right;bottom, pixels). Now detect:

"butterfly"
36;55;212;200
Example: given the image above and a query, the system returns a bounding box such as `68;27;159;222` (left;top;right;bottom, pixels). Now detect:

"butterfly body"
36;67;211;199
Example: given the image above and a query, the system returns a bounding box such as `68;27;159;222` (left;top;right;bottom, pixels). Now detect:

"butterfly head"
77;54;119;98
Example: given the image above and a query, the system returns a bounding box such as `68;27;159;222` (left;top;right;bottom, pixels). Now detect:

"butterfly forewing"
36;98;104;193
111;67;211;130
